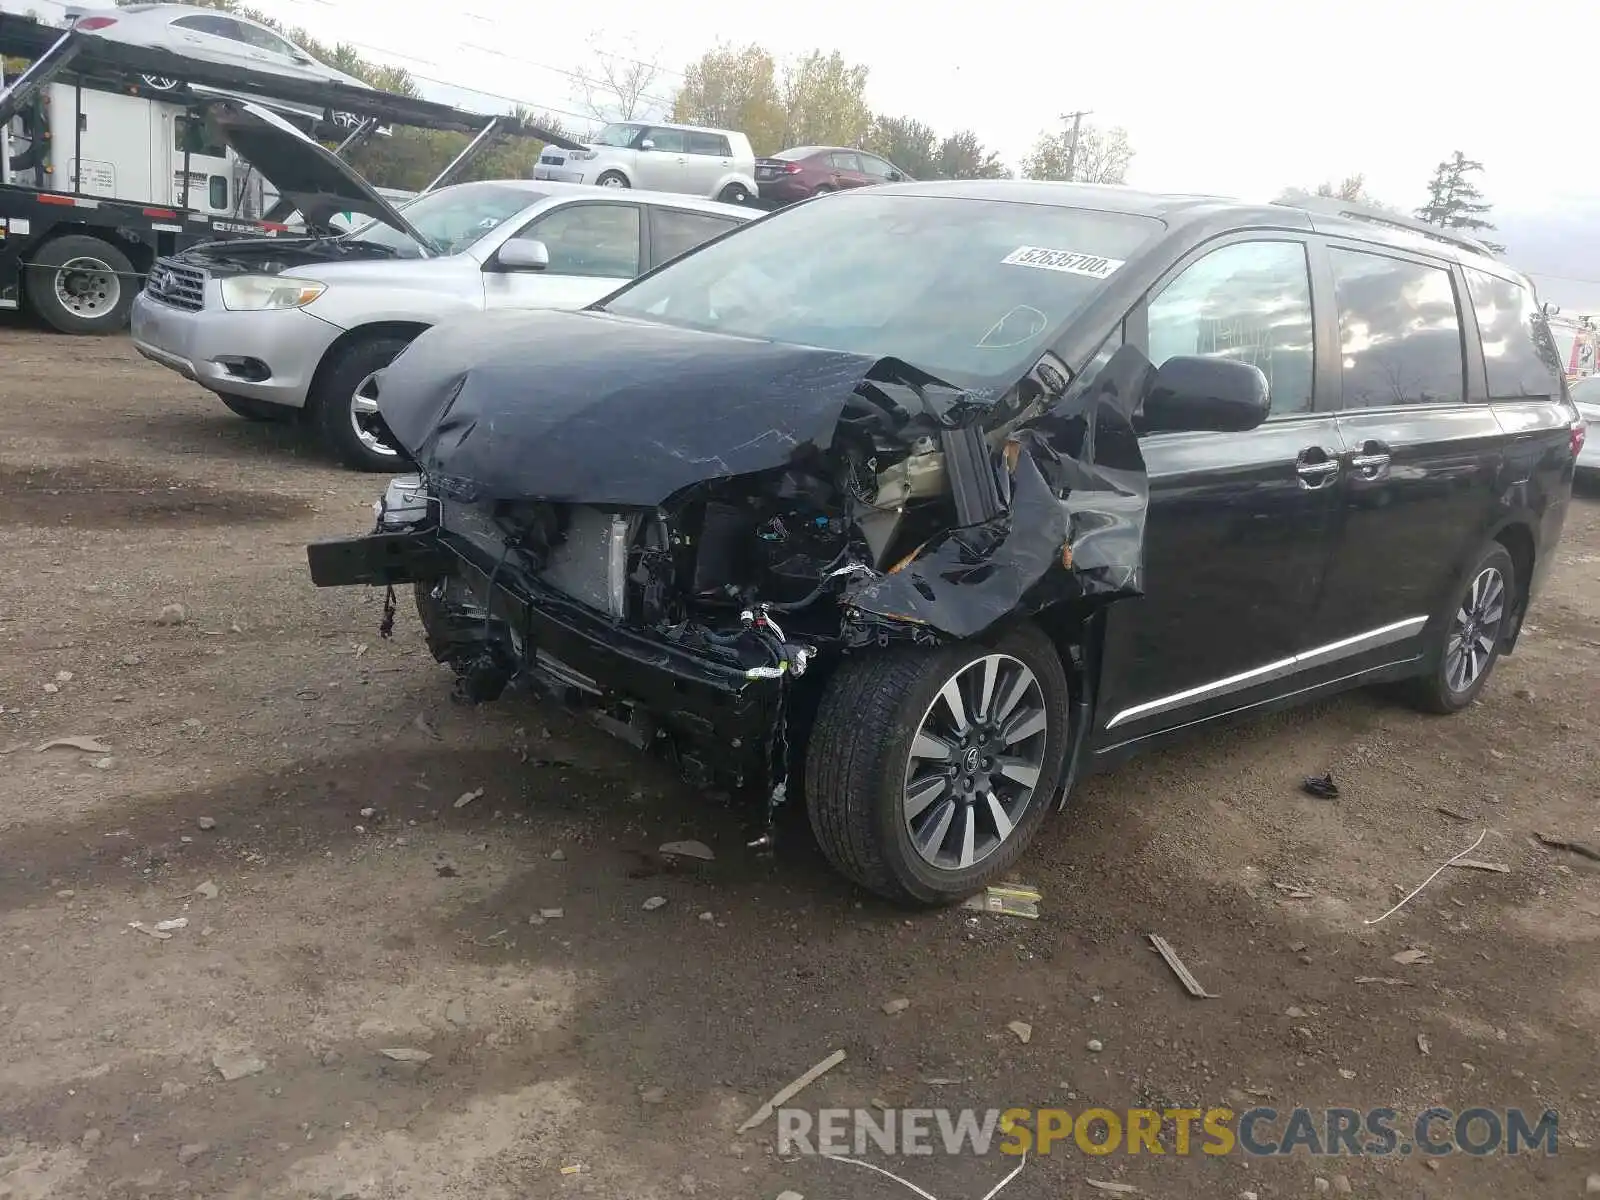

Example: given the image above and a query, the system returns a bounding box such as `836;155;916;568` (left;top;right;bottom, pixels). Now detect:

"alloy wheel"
350;372;400;458
902;653;1049;872
1445;566;1505;692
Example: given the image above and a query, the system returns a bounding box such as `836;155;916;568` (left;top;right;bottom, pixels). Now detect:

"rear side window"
1146;240;1315;416
1463;268;1566;398
687;132;730;157
1330;248;1465;407
830;151;863;172
652;208;738;265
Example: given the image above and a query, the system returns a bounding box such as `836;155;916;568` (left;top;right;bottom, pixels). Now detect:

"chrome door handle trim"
1350;453;1390;470
1295;460;1339;477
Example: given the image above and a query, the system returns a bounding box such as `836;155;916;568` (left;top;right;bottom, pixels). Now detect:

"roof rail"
1276;195;1496;258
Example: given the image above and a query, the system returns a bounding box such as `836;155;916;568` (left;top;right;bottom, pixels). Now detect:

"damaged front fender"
842;344;1152;641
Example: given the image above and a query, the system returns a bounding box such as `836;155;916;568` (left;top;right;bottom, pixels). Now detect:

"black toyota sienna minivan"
309;182;1586;904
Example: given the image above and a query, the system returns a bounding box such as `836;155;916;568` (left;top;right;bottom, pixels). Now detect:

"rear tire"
309;334;413;472
216;392;292;423
26;235;136;334
595;170;630;189
805;622;1070;906
1403;542;1516;714
718;182;751;204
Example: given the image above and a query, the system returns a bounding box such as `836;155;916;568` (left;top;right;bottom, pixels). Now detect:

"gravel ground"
1;326;1597;1200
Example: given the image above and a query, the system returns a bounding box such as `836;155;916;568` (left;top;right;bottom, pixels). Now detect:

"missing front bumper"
306;529;784;765
306;529;457;588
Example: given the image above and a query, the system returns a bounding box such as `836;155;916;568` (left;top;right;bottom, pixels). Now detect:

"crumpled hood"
376;309;884;506
374;308;1155;644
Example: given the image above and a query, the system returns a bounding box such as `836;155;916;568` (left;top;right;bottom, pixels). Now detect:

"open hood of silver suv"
204;97;432;248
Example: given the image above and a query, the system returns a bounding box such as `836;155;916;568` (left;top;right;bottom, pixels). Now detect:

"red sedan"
755;146;912;204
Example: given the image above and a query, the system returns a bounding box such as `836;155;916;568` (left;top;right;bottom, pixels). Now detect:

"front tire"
806;622;1070;905
309;334;413;472
27;235;135;334
1404;542;1516;714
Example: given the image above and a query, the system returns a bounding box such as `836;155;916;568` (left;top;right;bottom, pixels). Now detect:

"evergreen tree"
1416;151;1505;253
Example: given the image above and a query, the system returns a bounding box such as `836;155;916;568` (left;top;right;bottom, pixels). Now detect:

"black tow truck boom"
0;13;581;333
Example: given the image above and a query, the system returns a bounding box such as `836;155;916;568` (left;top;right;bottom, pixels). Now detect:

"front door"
826;151;872;190
1095;235;1347;746
632;127;690;192
1310;242;1506;671
482;200;644;311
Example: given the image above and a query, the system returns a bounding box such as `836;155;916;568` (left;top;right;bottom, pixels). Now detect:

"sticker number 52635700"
1001;246;1125;279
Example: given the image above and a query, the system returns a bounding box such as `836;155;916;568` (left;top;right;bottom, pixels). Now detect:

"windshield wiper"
336;239;404;257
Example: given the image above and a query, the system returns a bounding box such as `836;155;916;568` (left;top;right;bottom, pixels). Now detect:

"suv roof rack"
1276;196;1496;258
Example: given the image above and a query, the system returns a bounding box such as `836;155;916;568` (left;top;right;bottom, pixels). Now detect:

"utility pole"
1060;109;1091;182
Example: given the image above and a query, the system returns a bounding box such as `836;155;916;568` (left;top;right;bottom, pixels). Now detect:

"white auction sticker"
1001;246;1124;279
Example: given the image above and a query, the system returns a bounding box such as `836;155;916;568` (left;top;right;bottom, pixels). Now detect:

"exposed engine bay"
313;306;1154;829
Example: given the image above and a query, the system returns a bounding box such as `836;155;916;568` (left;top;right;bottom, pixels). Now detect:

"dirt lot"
0;327;1597;1200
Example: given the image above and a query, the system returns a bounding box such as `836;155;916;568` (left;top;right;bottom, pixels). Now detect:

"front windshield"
340;183;545;256
592;122;645;148
600;192;1163;386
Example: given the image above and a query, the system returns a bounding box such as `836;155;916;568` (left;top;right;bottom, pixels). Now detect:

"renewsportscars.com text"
777;1106;1561;1158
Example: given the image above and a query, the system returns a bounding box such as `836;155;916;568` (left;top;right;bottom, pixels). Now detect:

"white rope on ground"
1363;827;1490;926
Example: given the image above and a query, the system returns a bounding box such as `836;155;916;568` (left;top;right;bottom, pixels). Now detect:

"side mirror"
495;239;549;272
639;138;656;151
1140;355;1270;434
887;169;903;182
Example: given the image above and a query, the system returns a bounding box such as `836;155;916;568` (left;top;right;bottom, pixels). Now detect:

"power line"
458;13;689;80
399;70;598;128
457;41;676;110
1525;269;1600;287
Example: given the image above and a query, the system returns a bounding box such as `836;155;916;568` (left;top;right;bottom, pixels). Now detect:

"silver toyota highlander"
131;99;754;470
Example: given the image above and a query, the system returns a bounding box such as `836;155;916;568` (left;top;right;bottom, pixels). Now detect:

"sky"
12;0;1600;310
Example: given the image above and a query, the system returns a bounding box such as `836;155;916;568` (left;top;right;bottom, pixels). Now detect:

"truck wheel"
805;622;1070;906
1403;542;1517;715
27;235;136;334
309;334;413;472
216;393;293;423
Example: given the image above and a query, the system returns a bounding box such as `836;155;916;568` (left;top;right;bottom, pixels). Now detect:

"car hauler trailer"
1545;310;1598;382
0;12;581;332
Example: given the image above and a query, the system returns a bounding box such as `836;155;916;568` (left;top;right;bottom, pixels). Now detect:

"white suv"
535;121;757;205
